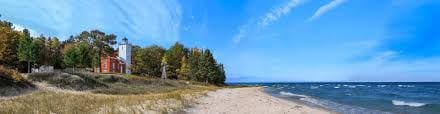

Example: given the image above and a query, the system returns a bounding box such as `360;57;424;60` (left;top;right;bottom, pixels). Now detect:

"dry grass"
0;85;218;114
0;71;220;114
0;67;35;97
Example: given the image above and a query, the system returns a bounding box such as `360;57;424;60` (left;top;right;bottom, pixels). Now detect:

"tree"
75;30;117;70
63;44;79;69
215;63;226;85
90;30;117;70
198;49;218;84
188;48;202;81
178;56;190;80
132;45;165;77
0;20;20;66
76;42;92;68
163;42;187;79
49;37;63;68
17;29;34;73
33;35;49;66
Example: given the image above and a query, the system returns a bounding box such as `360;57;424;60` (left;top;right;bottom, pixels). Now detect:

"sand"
186;87;335;114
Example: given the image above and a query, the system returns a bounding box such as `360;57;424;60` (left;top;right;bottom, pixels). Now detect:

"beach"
187;87;334;114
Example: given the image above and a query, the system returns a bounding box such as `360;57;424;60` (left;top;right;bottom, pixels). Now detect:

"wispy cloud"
233;0;303;44
259;0;302;27
308;0;346;21
0;0;182;45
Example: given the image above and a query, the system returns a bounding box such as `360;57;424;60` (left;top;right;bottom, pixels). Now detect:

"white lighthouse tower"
118;37;131;74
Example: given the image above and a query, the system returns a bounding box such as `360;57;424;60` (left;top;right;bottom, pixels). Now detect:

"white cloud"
259;0;302;27
308;0;346;21
233;0;303;44
13;24;38;37
0;0;182;44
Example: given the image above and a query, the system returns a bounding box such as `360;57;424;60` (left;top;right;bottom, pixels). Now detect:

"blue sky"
1;0;439;82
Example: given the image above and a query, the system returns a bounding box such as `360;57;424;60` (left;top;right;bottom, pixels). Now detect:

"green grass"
0;71;220;113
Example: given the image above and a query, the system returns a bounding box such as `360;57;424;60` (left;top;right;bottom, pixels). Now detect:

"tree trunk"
28;61;31;73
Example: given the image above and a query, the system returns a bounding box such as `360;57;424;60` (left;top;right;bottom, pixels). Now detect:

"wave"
397;85;415;88
279;91;309;98
310;86;319;89
392;100;427;107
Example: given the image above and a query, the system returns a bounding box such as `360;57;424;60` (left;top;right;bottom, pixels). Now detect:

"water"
229;82;440;114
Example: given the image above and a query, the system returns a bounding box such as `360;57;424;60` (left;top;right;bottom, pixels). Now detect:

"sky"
1;0;439;82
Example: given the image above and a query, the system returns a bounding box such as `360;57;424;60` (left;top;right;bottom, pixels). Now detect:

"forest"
0;19;225;85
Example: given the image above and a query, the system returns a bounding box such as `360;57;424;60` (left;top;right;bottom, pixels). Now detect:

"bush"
0;66;35;96
0;66;25;82
27;72;108;91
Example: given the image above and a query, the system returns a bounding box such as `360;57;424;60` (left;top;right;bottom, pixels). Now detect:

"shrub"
0;66;35;96
27;72;108;91
0;66;25;82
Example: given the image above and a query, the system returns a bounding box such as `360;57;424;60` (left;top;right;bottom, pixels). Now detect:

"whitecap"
279;91;309;98
347;85;356;88
392;100;426;107
310;86;319;89
377;85;386;88
398;85;415;88
334;86;340;89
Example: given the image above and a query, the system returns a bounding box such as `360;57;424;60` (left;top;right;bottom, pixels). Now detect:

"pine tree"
202;49;218;84
215;63;226;85
188;48;202;81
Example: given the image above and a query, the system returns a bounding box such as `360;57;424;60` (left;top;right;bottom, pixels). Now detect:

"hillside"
0;69;219;113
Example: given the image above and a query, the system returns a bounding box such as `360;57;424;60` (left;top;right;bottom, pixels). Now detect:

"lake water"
229;82;440;114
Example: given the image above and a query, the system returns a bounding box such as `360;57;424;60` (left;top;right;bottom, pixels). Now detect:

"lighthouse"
118;37;132;74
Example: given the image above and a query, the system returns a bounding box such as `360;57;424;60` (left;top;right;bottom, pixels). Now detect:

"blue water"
229;82;440;114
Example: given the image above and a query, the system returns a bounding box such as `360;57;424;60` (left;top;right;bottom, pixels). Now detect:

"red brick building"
100;53;126;73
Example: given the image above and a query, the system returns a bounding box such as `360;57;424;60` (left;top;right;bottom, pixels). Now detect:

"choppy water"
229;82;440;114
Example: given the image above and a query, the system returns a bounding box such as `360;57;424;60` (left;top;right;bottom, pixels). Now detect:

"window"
103;62;107;69
112;63;115;70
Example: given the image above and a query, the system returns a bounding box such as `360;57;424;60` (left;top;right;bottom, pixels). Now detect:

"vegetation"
0;17;226;85
132;42;226;85
1;71;218;113
131;45;166;78
0;20;20;67
0;66;35;96
0;15;226;113
0;86;216;113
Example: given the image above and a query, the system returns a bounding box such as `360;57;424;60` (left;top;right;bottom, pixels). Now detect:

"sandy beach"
186;87;335;114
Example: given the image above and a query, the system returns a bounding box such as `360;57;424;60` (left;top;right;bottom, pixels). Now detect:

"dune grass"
0;85;217;114
0;71;220;114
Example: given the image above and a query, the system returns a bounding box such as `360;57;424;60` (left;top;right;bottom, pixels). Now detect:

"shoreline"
261;87;336;113
186;87;336;114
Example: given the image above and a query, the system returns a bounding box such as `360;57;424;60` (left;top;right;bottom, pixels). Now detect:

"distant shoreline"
187;87;335;114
